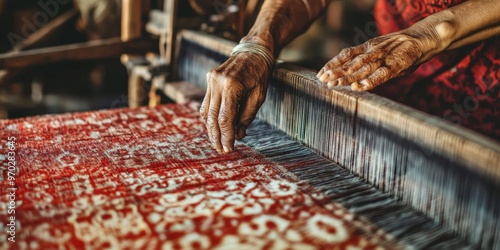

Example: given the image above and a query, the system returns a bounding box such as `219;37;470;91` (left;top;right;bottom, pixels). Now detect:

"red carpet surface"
0;103;395;249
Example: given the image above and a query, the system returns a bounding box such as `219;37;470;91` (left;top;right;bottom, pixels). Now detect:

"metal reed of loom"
174;30;500;249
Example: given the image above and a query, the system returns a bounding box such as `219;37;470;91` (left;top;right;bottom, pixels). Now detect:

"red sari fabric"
0;104;394;249
374;0;500;140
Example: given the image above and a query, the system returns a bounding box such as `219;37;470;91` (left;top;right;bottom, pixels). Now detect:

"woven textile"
0;103;394;249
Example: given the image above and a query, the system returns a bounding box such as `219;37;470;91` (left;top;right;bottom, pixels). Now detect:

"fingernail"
223;146;231;153
316;69;323;77
236;128;246;140
319;71;331;82
337;78;345;86
317;73;324;81
327;80;338;87
360;79;369;86
351;82;361;91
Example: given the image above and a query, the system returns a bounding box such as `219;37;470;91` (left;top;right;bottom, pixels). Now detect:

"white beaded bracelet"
230;43;276;70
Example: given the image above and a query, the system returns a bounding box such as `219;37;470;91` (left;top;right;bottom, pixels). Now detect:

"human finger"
200;74;212;124
218;84;243;153
341;49;382;73
332;60;382;86
236;90;266;140
352;66;392;91
317;46;364;81
207;89;223;153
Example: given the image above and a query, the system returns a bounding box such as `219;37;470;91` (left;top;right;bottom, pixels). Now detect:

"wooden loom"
0;0;498;247
173;29;500;249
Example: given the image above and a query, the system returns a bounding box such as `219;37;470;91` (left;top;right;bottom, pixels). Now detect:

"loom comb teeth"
176;29;500;249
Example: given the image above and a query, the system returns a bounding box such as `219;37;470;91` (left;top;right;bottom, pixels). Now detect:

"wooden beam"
0;38;158;68
121;0;143;41
162;81;205;104
0;10;79;86
128;66;148;108
237;0;247;38
13;9;79;52
164;0;178;67
245;0;262;32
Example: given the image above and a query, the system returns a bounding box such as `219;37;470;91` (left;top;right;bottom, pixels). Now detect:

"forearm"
409;0;500;60
240;0;331;57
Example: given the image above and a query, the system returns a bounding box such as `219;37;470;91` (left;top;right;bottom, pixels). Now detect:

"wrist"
231;42;275;70
407;12;456;62
240;32;276;57
433;20;456;50
402;28;445;64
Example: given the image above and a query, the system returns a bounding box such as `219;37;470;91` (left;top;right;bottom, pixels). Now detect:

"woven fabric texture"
0;103;393;249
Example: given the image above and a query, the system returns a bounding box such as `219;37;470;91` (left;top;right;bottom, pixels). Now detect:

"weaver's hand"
317;29;439;91
200;52;271;153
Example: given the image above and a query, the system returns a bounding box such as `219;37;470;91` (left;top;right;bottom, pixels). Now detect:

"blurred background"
0;0;376;119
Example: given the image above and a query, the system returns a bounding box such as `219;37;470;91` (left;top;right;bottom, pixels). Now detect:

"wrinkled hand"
200;52;271;153
317;30;436;91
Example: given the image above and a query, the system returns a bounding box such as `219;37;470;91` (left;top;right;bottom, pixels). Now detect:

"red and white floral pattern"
0;103;394;249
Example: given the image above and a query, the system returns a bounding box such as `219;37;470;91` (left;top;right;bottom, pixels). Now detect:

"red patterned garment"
0;103;396;249
373;0;500;140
